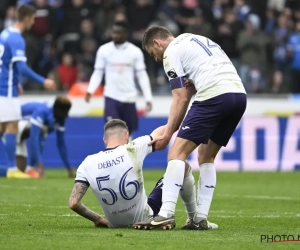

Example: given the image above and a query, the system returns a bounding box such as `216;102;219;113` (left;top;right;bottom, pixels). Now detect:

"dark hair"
53;96;72;114
104;119;128;133
113;21;129;31
17;4;36;22
142;25;173;50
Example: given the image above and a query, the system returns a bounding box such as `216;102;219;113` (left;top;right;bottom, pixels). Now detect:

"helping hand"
148;133;171;150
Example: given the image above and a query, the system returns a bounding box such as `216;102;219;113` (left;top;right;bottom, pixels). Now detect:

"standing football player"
133;26;247;230
85;21;152;136
0;4;55;178
68;119;199;229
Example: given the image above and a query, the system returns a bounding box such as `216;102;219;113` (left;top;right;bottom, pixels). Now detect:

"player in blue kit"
0;5;56;178
14;97;73;178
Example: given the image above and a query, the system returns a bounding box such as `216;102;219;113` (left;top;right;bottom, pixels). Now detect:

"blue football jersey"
0;27;27;97
21;102;65;133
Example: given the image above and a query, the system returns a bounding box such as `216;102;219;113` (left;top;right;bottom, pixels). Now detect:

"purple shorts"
104;97;138;134
177;93;247;146
147;177;163;216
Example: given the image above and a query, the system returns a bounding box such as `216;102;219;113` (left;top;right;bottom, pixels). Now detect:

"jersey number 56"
95;167;140;205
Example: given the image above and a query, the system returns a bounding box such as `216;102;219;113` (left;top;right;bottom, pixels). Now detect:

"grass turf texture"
0;170;299;250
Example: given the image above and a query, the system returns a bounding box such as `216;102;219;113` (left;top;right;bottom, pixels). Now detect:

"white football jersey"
94;41;147;103
163;33;246;101
75;136;154;228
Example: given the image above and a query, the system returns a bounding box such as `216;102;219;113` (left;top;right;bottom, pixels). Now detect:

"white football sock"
158;159;185;218
179;166;197;219
194;163;216;223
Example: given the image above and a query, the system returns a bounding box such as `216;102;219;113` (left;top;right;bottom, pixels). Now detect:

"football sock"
4;134;17;168
180;166;197;219
158;159;185;218
0;167;8;177
194;163;216;223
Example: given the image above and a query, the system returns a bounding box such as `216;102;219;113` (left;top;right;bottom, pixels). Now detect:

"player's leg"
1;121;30;178
186;139;220;230
16;120;28;172
0;97;30;178
120;102;138;138
16;155;27;172
145;160;196;218
147;177;163;217
133;163;197;230
179;162;197;228
194;93;247;227
0;97;19;166
157;138;197;221
104;96;122;123
3;121;18;167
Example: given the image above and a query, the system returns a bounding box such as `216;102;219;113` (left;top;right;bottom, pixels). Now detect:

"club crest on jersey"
167;69;178;79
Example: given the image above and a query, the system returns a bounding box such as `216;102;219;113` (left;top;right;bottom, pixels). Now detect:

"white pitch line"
43;213;79;217
217;194;300;201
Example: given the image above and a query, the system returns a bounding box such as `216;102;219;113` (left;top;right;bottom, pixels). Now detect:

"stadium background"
1;0;300;171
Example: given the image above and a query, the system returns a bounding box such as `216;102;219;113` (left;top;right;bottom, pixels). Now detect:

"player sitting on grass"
13;96;72;178
68;119;198;229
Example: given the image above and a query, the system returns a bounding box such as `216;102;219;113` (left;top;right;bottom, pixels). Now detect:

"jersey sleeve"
30;108;46;128
10;36;27;62
163;48;185;81
94;46;106;70
134;48;146;72
127;135;154;162
75;157;89;186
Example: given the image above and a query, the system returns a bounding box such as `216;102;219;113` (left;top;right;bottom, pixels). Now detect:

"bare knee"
167;138;197;161
4;121;18;134
198;155;215;165
198;141;222;165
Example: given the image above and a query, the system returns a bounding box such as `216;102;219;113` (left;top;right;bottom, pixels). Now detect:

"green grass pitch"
0;170;299;250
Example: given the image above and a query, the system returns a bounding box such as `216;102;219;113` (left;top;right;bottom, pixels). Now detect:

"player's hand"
146;101;152;112
18;84;23;95
85;93;92;103
148;133;171;150
67;168;74;178
94;217;111;228
43;79;56;90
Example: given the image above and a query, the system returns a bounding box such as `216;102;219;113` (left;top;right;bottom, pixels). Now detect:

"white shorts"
16;120;29;157
0;96;21;123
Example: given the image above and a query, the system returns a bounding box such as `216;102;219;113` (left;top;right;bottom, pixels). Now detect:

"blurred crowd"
1;0;300;94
